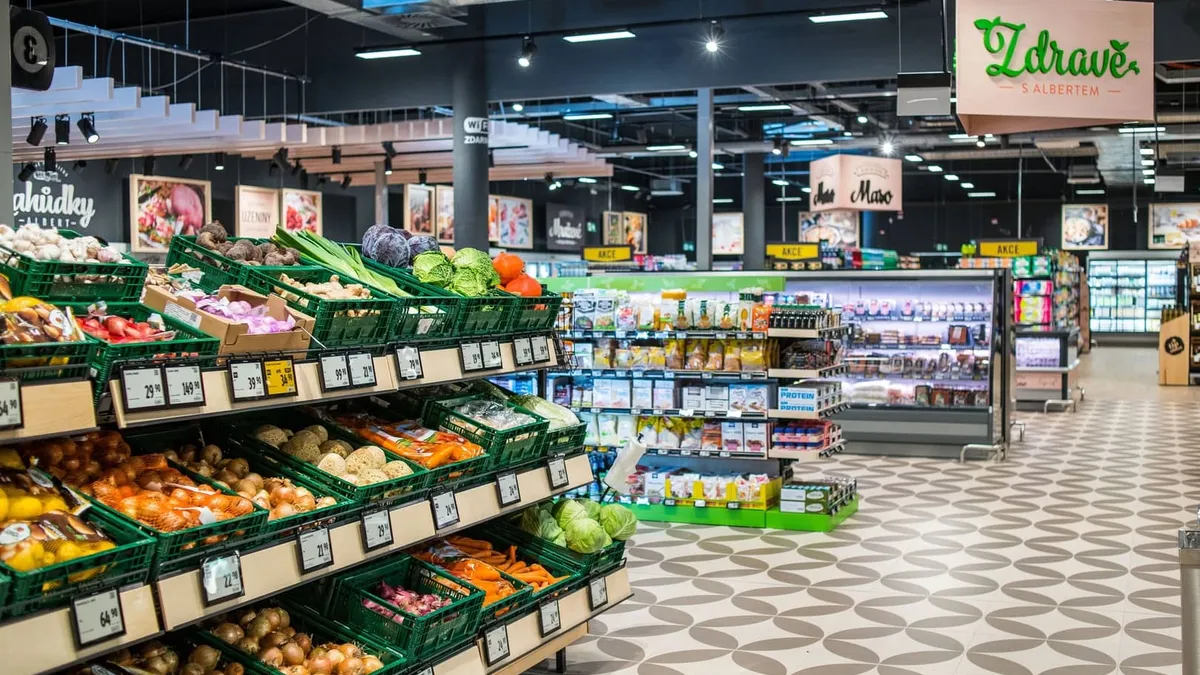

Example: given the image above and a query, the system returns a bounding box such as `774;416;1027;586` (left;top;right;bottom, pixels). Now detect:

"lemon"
38;495;68;513
0;449;22;470
7;495;42;520
5;542;44;572
0;491;8;521
54;541;84;563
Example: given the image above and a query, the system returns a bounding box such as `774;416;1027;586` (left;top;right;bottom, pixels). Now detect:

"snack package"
680;420;703;449
597;414;620;446
664;339;685;369
613;340;634;369
637;300;657;331
706;340;725;371
751;304;771;332
629;344;648;370
573;291;596;330
593;339;616;368
582;413;601;446
686;339;709;371
657;418;682;448
740;342;766;372
616;414;636;443
593;293;617;331
724;341;742;372
646;345;667;369
615;296;638;331
658;299;679;331
637;416;659;446
716;301;737;330
701;423;723;452
694;300;714;329
572;342;594;370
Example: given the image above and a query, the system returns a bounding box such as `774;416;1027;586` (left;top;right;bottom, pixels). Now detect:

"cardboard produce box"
142;284;315;354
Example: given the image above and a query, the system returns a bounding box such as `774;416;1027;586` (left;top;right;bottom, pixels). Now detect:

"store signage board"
766;243;821;261
584;245;634;263
956;0;1154;135
978;239;1041;258
808;154;902;213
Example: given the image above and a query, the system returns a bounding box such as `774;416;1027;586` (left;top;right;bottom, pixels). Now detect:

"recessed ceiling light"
737;104;792;112
1077;189;1105;195
777;196;806;202
1118;126;1165;134
563;112;613;121
856;115;868;124
713;198;734;204
1141;159;1155;166
563;30;636;43
1144;177;1156;184
1139;147;1154;155
944;174;959;181
968;191;997;198
801;186;812;193
355;47;422;59
620;184;640;191
790;139;834;146
904;154;923;162
577;177;598;184
712;162;724;170
1143;168;1155;175
809;10;888;23
927;165;944;172
646;144;687;151
960;182;975;189
689;150;698;158
773;179;790;186
843;131;853;137
512;103;524;112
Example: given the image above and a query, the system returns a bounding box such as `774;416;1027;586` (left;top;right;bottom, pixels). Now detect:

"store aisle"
559;400;1187;675
1078;347;1200;402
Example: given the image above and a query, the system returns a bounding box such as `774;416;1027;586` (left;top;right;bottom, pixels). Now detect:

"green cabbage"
552;499;589;528
413;251;453;287
551;531;567;547
599;503;638;541
452;248;500;287
520;507;563;541
448;267;492;297
563;518;609;553
575;498;601;521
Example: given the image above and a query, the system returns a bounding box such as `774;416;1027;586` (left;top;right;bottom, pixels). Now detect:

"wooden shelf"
0;380;97;442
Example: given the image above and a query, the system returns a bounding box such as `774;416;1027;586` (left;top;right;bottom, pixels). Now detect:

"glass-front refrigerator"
1087;250;1180;342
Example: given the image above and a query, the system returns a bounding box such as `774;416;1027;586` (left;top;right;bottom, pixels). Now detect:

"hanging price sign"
395;346;424;381
460;342;484;372
531;335;552;362
483;623;511;666
495;471;521;507
513;337;534;366
0;378;23;430
360;508;393;552
588;576;609;610
200;552;245;606
71;587;126;648
164;364;205;407
297;527;334;573
546;455;570;489
263;357;297;398
480;340;504;370
538;599;562;637
430;489;460;529
120;365;167;413
228;360;266;402
319;352;350;392
347;352;377;387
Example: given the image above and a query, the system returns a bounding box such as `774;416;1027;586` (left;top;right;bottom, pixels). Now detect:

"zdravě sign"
808;154;902;213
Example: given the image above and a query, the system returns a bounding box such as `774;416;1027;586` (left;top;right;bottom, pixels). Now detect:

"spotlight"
144;155;155;175
341;174;352;190
73;160;87;172
105;158;118;175
54;115;70;145
856;115;868;124
488;151;496;168
17;163;35;182
705;20;724;53
317;175;328;186
179;154;194;170
332;146;342;164
689;150;699;159
880;139;894;156
76;113;99;144
418;170;428;185
544;172;554;185
975;138;985;148
382;141;397;158
512;103;524;112
44;147;56;172
273;147;289;166
214;152;226;171
269;161;280;177
291;160;303;176
518;36;536;67
26;117;47;146
771;138;783;156
384;156;393;175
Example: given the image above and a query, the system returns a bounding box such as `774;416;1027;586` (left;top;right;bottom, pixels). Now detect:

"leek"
273;228;407;297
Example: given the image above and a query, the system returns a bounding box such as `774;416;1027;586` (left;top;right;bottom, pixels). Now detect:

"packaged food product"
593;293;617;331
680;420;702;449
0;511;117;573
694;300;714;329
716;301;737;330
657;418;682;448
629;344;648;370
573;291;596;330
664;339;685;369
637;416;659;446
752;304;771;331
615;296;638;331
0;466;85;519
705;340;725;371
613;340;634;369
637;301;657;331
724;341;742;372
740;342;766;372
593;339;616;368
597;414;620;446
646;345;667;369
686;339;708;371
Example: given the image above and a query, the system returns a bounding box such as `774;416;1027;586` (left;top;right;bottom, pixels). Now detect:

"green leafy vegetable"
412;251;453;288
511;395;579;429
552;499;589;528
575;498;601;521
599;503;638;541
272;228;405;296
563;518;610;553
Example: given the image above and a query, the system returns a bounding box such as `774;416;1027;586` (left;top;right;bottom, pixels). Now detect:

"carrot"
507;561;527;575
448;535;493;550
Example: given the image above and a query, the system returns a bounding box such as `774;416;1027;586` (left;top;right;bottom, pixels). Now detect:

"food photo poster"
129;174;212;252
1061;204;1109;250
280;188;322;235
1149;203;1200;249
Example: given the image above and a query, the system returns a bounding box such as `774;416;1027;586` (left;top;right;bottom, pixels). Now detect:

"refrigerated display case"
1013;328;1081;409
1088;250;1180;342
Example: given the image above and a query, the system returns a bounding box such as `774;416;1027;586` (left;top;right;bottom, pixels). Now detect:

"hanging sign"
11;8;55;92
977;239;1041;258
546;203;586;252
956;0;1154;135
766;243;821;261
235;186;281;238
583;245;633;263
808;154;902;213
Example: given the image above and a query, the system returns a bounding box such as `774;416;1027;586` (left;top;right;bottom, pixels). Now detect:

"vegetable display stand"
426;394;548;472
358;257;463;340
494;522;627;577
0;230;148;302
539;420;587;460
240;267;396;348
327;555;486;660
508;293;565;333
0;340;94;384
0;506;155;620
452;292;518;338
463;527;586;602
165;235;324;292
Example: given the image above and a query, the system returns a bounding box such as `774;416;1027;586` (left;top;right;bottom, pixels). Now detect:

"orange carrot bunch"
444;535;567;592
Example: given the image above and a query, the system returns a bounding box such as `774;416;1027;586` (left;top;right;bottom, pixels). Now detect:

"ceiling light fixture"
25;117;47;146
418;170;428;185
976;139;986;148
214;152;226;171
790;139;834;146
17;163;35;182
772;179;789;186
1077;188;1105;195
856;115;868;124
578;177;598;184
179;154;194;170
382;141;397;158
43;147;56;172
646;144;687;151
1118;126;1165;134
713;198;734;204
737;103;792;112
620;184;640;192
810;10;888;23
518;37;536;67
927;165;944;172
1144;177;1155;184
512;102;525;112
1143;168;1155;175
562;112;613;121
880;139;895;156
563;30;636;43
778;196;805;202
76;113;99;144
54;114;70;145
712;162;724;170
960;182;975;189
355;46;421;60
904;154;923;162
384;157;393;175
104;158;118;175
1141;159;1155;166
332;146;342;164
341;174;352;190
1139;147;1154;156
771;138;784;156
689;150;699;158
144;156;156;175
944;174;959;181
705;20;724;53
801;186;812;193
968;191;997;197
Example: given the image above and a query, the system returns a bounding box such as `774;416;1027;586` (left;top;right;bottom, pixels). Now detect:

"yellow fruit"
2;297;43;312
7;495;42;520
38;495;68;513
54;541;84;563
0;491;8;521
0;448;22;470
5;542;44;572
41;550;55;566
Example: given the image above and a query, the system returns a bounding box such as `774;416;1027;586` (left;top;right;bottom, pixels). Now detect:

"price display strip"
360;508;394;552
119;364;169;414
483;622;511;667
394;346;424;381
227;359;267;402
531;334;552;363
296;526;334;574
494;471;521;507
588;576;609;611
318;352;351;392
71;587;126;649
480;340;504;370
0;377;24;430
164;364;206;408
200;551;245;607
459;342;485;373
347;351;377;387
538;599;562;637
430;488;460;530
263;356;298;398
512;336;535;367
546;454;570;490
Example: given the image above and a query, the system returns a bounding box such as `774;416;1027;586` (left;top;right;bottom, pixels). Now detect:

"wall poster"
488;195;500;243
235;185;280;238
497;196;533;249
602;211;624;246
713;212;745;255
129;174;212;252
280;188;322;235
12;163;99;233
1149;203;1200;249
797;211;860;248
1061;204;1109;250
435;186;455;243
623;211;647;254
405;184;435;235
546;203;585;252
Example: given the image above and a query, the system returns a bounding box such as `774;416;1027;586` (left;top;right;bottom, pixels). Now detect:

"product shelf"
768;440;846;461
769;401;848;420
0;378;96;442
766;325;851;339
768;364;847;379
563;329;767;341
570;405;766;419
549;367;770;382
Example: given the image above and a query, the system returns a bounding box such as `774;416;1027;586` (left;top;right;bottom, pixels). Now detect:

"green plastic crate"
165;234;326;291
0;506;155;620
452;291;518;337
0;230;148;302
0;339;95;383
349;248;463;341
464;526;585;602
495;521;626;577
508;293;564;333
328;555;485;660
61;301;221;402
240;267;396;348
426;393;548;472
539;421;587;460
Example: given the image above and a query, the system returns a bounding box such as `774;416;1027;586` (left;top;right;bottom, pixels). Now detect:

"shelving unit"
1088;250;1180;345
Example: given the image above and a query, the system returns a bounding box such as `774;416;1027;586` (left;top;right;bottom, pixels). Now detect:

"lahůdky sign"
808;154;902;213
956;0;1154;135
12;164;97;231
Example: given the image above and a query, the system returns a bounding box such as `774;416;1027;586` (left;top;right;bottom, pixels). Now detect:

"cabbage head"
520;507;563;541
448;267;491;297
413;251;453;287
551;531;567;547
563;518;609;553
599;504;637;541
574;498;601;521
552;499;589;528
452;248;500;287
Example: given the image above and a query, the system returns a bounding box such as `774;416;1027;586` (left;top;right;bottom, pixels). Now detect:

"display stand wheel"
1044;399;1077;413
1010;420;1026;442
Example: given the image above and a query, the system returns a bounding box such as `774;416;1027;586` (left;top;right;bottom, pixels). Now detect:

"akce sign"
956;0;1154;135
808;154;902;213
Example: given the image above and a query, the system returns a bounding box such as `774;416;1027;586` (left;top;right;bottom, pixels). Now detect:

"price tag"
513;337;534;366
680;449;692;456
0;378;23;430
678;409;695;417
297;527;334;573
319;353;351;391
727;502;741;510
495;471;521;507
483;623;511;666
460;342;484;372
588;576;609;610
71;587;126;648
727;410;743;419
664;499;676;506
481;340;503;369
531;335;552;362
414;669;433;675
546;455;570;489
164;365;205;407
695;499;708;508
120;365;166;412
635;497;649;505
360;508;393;552
263;357;297;398
228;360;266;402
430;489;460;529
538;600;562;637
200;552;245;606
702;372;713;380
395;346;424;381
348;352;377;387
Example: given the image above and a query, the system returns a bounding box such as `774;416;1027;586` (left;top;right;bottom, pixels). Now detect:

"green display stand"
763;497;859;532
627;502;768;528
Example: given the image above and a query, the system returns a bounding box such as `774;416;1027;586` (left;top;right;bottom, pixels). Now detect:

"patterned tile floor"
557;399;1190;675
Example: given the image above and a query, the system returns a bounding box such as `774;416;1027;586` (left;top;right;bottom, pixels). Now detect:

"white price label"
460;343;484;372
361;509;393;552
164;365;205;407
635;497;649;505
0;378;22;429
71;588;125;648
395;347;424;380
531;335;552;362
546;455;570;489
348;352;377;387
513;337;534;366
297;527;334;573
727;410;743;419
695;499;707;508
228;360;266;401
539;600;562;637
678;409;695;417
320;353;351;391
483;624;511;666
201;552;244;606
588;576;609;610
495;471;521;507
414;669;433;675
122;365;166;411
481;340;503;369
430;490;460;529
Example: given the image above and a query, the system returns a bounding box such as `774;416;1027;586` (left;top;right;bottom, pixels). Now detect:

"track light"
54;115;70;145
144;156;156;175
384;156;393;175
880;139;895;156
26;117;47;146
488;151;496;168
17;163;35;182
179;154;194;170
545;172;554;185
512;103;524;112
705;20;724;53
418;170;428;185
44;147;56;172
975;138;985;148
269;161;280;177
214;152;226;171
105;158;118;175
382;141;397;158
332;146;342;164
73;160;87;172
76;113;99;144
856;115;868;124
273;147;289;166
317;175;328;186
341;174;352;190
518;36;536;68
771;138;783;156
291;160;303;176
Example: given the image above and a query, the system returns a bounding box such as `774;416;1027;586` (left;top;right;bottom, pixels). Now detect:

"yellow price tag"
263;357;297;397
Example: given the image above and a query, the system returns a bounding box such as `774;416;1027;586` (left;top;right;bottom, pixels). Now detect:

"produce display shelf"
154;453;593;630
0;583;161;675
768;365;848;379
564;329;767;340
0;379;97;442
622;501;770;527
641;447;769;460
549;368;770;382
766;325;851;339
768;440;846;461
769;401;849;420
846;343;989;352
570;406;767;420
394;340;559;389
764;497;859;532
